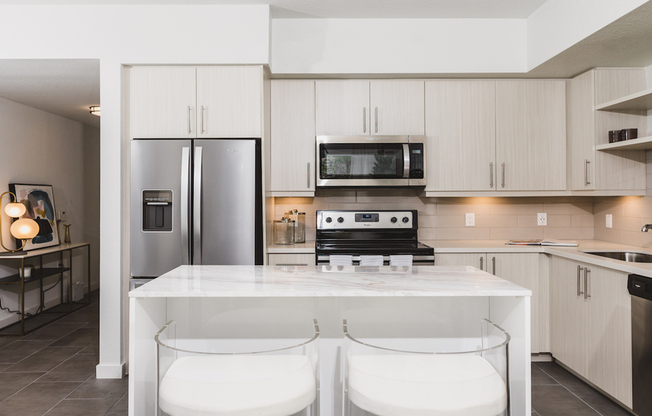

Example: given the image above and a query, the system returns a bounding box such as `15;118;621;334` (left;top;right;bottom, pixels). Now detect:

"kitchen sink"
582;251;652;263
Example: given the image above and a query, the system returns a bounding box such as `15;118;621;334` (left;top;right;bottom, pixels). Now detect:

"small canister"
273;217;295;245
286;209;306;243
608;130;621;143
621;128;638;141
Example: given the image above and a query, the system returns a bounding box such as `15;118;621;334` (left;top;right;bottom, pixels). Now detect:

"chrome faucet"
642;224;652;232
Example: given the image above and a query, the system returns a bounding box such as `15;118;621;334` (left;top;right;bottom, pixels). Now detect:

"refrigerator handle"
193;146;203;265
180;147;190;265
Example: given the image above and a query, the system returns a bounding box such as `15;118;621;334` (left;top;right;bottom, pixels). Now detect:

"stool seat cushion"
348;354;507;416
159;355;316;416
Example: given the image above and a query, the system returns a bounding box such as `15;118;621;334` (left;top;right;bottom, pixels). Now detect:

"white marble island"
129;265;531;415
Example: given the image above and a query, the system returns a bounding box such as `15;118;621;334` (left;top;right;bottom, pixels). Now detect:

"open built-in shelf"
595;87;652;112
596;136;652;151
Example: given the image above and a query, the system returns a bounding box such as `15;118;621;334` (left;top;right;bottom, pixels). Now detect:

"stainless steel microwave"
316;135;426;187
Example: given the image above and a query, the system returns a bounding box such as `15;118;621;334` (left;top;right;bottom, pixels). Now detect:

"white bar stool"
342;319;510;416
156;319;320;416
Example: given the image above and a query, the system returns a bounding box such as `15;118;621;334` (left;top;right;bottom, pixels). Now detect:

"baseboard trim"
96;363;126;379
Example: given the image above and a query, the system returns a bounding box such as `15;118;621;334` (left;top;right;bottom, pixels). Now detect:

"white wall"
83;125;100;291
0;4;271;378
271;18;527;75
527;0;648;70
0;96;85;328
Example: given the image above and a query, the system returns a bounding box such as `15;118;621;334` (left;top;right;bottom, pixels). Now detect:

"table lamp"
0;191;39;254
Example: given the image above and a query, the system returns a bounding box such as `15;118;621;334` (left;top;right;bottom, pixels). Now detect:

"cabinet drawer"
268;253;315;266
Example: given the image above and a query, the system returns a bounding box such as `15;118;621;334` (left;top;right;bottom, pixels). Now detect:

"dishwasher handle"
629;274;652;301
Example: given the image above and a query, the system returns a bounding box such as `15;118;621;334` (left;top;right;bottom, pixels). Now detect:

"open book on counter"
505;239;578;247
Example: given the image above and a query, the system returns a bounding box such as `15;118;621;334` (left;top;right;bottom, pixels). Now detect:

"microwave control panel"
409;143;424;179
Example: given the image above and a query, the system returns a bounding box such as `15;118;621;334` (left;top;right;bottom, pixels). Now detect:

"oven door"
317;136;411;187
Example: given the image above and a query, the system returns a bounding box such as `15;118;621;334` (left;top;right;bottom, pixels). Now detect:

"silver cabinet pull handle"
479;257;484;271
585;268;591;299
307;162;311;189
193;146;203;265
492;257;496;275
201;105;205;134
501;162;506;188
490;162;494;188
585;159;591;185
363;107;367;133
375;107;379;133
577;265;584;296
180;147;190;265
188;106;192;134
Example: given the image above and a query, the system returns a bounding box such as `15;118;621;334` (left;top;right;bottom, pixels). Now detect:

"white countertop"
129;265;531;298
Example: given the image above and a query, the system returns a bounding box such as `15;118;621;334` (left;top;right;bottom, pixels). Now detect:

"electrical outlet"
606;214;613;228
465;213;475;227
57;210;66;222
537;213;547;226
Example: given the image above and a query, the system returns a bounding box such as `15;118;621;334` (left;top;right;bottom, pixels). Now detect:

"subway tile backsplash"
274;191;595;242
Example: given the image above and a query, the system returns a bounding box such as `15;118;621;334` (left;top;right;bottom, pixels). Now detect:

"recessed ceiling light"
89;106;100;116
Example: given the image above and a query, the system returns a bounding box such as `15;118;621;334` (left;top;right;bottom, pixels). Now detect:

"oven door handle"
403;144;410;178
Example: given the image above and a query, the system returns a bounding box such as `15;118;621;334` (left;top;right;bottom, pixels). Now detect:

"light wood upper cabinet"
130;66;263;139
495;80;567;191
551;256;632;408
197;66;262;138
316;80;424;136
130;66;197;139
425;81;496;191
569;68;647;192
369;80;424;135
270;80;316;195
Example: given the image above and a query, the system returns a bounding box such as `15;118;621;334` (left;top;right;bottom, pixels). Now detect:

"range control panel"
317;210;416;230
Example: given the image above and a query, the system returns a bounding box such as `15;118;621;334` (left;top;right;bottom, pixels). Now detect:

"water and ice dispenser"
142;190;173;232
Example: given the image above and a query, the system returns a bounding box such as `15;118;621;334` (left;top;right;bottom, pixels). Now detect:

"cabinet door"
586;266;632;407
370;80;424;135
316;81;370;135
130;66;197;139
496;80;566;191
268;253;315;266
425;81;496;191
197;66;262;138
270;80;315;194
569;71;596;190
491;253;540;353
550;256;588;378
435;253;487;272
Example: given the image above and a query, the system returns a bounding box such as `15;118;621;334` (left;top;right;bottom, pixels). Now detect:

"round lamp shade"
10;218;39;239
4;202;26;218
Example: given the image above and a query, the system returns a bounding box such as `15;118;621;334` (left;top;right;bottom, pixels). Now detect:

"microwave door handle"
193;146;203;265
403;144;410;178
180;146;190;265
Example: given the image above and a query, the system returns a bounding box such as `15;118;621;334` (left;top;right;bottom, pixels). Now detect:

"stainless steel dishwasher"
628;274;652;415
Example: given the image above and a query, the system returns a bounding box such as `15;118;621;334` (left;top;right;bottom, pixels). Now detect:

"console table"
0;242;91;335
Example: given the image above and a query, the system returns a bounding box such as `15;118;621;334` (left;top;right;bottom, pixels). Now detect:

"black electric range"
315;210;434;265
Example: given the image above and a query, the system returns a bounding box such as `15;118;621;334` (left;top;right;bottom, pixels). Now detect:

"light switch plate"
606;214;613;228
537;213;547;226
465;213;475;227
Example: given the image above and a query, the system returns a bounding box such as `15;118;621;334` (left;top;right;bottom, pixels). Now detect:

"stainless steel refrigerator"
130;139;263;278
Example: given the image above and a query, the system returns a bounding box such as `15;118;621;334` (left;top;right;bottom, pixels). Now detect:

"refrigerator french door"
130;139;263;278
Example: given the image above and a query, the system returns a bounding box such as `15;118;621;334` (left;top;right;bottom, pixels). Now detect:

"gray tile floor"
0;293;634;415
0;292;127;416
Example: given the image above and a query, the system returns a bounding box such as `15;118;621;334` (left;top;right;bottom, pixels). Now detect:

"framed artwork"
9;183;59;251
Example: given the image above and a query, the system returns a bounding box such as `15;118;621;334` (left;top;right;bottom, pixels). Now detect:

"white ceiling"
0;59;100;128
0;0;548;19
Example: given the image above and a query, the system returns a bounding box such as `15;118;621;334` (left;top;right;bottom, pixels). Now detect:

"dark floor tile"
49;328;98;347
0;340;51;364
0;336;20;349
78;341;98;355
3;346;83;372
68;376;128;400
58;308;98;324
0;371;45;402
104;392;128;416
531;385;600;416
577;391;633;416
39;354;97;382
535;362;592;393
21;321;87;341
532;364;559;386
0;364;9;371
0;381;80;416
45;398;119;416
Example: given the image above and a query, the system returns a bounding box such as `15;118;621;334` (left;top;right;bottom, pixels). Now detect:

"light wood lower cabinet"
435;252;542;353
268;253;315;266
551;256;632;408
